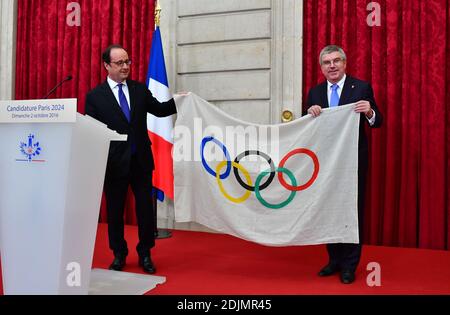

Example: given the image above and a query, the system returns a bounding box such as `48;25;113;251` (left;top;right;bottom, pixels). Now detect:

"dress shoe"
109;256;126;271
340;270;355;284
318;264;339;277
139;256;156;274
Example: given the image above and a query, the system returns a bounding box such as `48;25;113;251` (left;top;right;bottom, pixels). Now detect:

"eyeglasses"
322;58;343;67
110;59;132;67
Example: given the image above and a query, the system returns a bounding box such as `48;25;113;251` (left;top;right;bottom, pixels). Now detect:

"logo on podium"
17;134;45;162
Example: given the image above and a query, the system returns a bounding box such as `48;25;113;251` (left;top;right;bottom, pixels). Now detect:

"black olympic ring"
233;150;276;192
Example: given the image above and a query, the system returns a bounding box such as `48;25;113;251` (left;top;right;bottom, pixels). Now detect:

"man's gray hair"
319;45;347;65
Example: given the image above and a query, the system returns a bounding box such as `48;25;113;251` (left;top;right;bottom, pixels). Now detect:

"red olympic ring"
278;148;319;191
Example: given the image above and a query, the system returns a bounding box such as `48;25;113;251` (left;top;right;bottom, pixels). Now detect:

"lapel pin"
351;85;355;89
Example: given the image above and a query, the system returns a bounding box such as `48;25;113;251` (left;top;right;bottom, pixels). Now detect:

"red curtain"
303;0;449;250
15;0;156;224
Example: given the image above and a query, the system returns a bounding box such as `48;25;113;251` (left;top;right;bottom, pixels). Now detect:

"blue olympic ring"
201;136;231;179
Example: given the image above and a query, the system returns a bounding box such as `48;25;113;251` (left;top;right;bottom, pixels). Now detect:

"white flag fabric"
173;93;360;246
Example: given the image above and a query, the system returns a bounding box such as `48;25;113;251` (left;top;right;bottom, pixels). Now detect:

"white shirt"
327;74;376;126
107;76;131;110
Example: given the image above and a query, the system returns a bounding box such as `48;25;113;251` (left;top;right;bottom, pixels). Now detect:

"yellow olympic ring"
216;161;252;203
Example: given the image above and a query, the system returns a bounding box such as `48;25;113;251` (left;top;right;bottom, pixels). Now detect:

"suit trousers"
326;166;367;272
104;154;155;258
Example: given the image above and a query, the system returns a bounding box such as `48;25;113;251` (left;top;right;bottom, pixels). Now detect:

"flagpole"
153;0;172;240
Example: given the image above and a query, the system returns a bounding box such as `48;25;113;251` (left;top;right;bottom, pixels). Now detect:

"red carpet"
2;223;450;295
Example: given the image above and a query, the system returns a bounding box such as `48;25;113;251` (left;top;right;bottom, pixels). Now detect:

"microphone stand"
42;76;72;99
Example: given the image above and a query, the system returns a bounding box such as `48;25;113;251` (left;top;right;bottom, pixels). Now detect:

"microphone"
42;75;73;99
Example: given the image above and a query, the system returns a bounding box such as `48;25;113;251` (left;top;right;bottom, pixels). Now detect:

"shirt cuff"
366;110;376;126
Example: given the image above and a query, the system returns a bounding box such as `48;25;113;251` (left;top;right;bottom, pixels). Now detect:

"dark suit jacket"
85;79;177;178
305;75;382;171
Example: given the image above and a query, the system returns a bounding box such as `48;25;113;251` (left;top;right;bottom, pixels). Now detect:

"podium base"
155;229;172;239
89;269;165;295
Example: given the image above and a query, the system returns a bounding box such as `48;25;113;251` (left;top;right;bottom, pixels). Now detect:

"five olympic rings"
200;136;320;209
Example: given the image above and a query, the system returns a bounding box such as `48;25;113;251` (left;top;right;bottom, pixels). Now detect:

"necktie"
118;83;136;153
330;84;339;107
118;83;130;122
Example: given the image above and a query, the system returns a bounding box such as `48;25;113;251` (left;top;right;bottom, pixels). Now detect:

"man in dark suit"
85;44;176;274
305;45;382;284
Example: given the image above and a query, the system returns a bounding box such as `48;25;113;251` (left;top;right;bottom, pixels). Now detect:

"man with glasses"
305;45;383;284
85;44;176;274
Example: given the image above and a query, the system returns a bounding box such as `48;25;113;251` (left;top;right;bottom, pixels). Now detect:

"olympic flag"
146;26;173;200
173;93;361;246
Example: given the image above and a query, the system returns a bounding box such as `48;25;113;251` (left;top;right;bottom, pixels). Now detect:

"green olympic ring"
254;167;298;209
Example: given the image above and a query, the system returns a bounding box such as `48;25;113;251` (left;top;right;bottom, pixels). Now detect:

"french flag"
146;26;173;201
